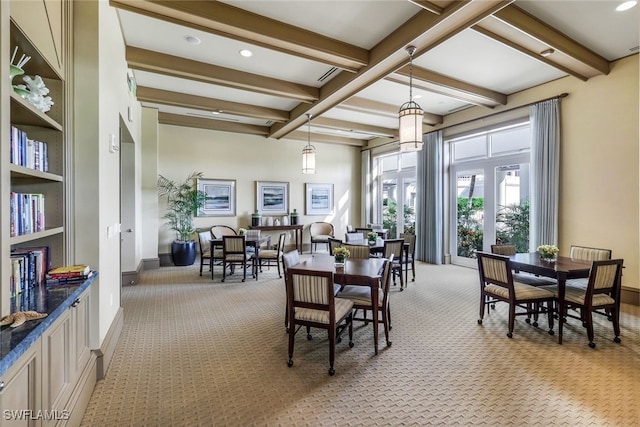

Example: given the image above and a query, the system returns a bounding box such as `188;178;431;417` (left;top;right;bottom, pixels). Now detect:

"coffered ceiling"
111;0;639;148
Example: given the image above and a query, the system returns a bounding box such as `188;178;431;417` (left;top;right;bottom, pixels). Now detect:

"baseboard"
142;257;160;270
121;260;143;286
65;352;97;426
621;286;639;306
94;306;124;380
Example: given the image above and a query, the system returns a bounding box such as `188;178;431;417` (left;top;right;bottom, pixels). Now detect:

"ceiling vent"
317;67;339;82
186;112;239;122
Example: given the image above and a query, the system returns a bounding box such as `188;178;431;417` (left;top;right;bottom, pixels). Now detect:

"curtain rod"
361;92;569;152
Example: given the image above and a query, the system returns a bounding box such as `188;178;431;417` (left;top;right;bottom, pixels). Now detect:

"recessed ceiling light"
616;1;637;11
540;48;555;57
184;35;201;45
239;49;253;57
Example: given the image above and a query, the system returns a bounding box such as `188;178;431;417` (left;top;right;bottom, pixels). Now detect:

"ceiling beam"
158;112;269;136
268;0;513;139
136;86;290;122
390;65;507;107
340;96;443;126
286;130;365;147
407;1;443;15
486;4;609;76
312;117;398;138
110;0;368;72
126;46;319;102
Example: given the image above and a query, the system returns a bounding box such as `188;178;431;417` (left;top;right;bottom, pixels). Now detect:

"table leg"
557;274;567;344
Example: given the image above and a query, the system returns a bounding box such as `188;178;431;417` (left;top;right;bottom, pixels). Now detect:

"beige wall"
156;125;361;253
436;55;640;293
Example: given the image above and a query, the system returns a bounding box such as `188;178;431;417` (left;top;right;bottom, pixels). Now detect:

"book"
46;271;93;286
47;264;90;277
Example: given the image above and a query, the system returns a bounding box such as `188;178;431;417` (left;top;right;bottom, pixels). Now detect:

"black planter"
171;241;197;266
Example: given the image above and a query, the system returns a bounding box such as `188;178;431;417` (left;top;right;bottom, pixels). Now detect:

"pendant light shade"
398;46;424;152
302;113;316;174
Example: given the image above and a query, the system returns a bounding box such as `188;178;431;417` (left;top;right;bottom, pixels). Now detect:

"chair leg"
507;303;516;338
287;318;295;367
611;306;621;343
199;258;203;276
222;260;227;282
381;308;391;347
411;260;415;282
584;308;596;348
328;326;336;376
478;292;486;324
277;259;282;278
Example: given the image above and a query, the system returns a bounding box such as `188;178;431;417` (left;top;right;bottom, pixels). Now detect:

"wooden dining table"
508;252;592;344
210;236;268;280
287;254;386;354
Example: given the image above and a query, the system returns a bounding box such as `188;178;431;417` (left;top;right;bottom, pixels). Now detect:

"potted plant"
158;172;207;266
333;246;350;266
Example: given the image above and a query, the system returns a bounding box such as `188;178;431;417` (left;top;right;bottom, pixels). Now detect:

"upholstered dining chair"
328;237;343;256
399;233;416;283
210;225;237;239
258;232;286;277
197;230;213;276
309;222;334;254
343;243;371;260
476;252;555;338
337;257;393;349
384;239;405;290
490;243;555;287
344;231;364;242
542;258;624;348
282;250;301;332
285;269;354;375
490;244;516;255
221;235;256;282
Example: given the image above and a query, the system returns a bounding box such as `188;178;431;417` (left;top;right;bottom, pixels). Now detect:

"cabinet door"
40;310;71;425
0;343;41;427
71;289;91;377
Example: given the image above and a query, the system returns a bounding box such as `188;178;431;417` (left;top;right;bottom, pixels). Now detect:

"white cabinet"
0;342;41;427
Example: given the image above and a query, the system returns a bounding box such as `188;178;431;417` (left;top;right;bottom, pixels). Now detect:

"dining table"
508;252;592;344
210;236;269;280
287;254;386;354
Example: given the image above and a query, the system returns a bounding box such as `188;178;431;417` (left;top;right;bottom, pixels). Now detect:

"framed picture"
197;178;236;216
256;181;289;215
305;183;333;215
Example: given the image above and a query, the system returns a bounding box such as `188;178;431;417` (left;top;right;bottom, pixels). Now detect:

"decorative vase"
334;255;345;266
282;215;289;226
251;210;261;227
10;64;24;85
171;241;197;266
290;209;299;225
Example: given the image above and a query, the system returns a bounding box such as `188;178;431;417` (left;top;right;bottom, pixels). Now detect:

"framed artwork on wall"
197;178;236;216
256;181;289;215
305;183;333;215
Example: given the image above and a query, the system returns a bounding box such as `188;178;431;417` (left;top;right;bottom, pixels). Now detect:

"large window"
448;123;531;266
373;152;416;238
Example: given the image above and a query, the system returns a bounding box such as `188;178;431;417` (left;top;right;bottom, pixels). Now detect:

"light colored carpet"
81;258;640;426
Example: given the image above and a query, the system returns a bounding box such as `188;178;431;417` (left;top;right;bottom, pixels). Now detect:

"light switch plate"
109;133;119;153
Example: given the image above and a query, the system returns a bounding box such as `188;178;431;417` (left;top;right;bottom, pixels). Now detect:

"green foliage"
457;197;484;258
495;200;530;253
158;172;207;242
382;199;415;237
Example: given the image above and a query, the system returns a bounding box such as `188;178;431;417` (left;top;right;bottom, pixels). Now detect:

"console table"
250;225;303;253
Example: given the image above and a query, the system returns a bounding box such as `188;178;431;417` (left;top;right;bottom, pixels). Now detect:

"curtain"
416;130;443;264
530;98;560;248
361;150;371;226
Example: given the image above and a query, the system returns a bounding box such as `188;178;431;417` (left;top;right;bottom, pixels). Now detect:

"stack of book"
46;265;92;286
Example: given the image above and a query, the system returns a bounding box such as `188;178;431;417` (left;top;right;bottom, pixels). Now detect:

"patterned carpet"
81;257;640;426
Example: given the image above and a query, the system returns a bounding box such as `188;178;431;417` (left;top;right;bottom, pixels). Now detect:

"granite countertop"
0;273;98;377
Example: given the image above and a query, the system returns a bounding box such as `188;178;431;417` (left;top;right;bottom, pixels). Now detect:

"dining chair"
210;225;237;239
328;237;343;256
197;230;213;276
399;233;416;283
309;222;334;254
343;243;371;260
221;235;256;282
476;252;555;338
384;238;405;290
337;257;393;349
490;244;516;255
541;258;624;348
344;231;364;242
282;250;301;332
490;243;555;287
258;232;286;277
285;269;354;376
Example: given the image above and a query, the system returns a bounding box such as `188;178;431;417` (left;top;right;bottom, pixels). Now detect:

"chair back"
287;270;336;322
370;224;384;231
328;238;343;255
276;232;287;256
490;244;516;256
222;235;247;255
384;239;404;262
211;225;237;239
343;244;371;260
586;259;624;300
380;256;393;305
400;233;416;257
310;222;334;237
245;229;261;240
476;252;514;297
282;250;301;273
345;231;364;242
198;230;212;255
570;245;612;261
355;227;373;234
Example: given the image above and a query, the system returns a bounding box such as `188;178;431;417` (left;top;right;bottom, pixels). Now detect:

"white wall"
155;125;361;253
141;107;159;261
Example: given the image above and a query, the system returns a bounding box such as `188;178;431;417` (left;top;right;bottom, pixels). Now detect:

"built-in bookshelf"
2;17;66;316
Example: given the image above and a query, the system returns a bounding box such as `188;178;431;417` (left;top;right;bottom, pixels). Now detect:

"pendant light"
302;113;316;174
398;46;424;152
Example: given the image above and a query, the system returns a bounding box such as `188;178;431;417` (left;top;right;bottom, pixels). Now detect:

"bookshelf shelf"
10;227;64;245
9;92;62;131
10;164;63;182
